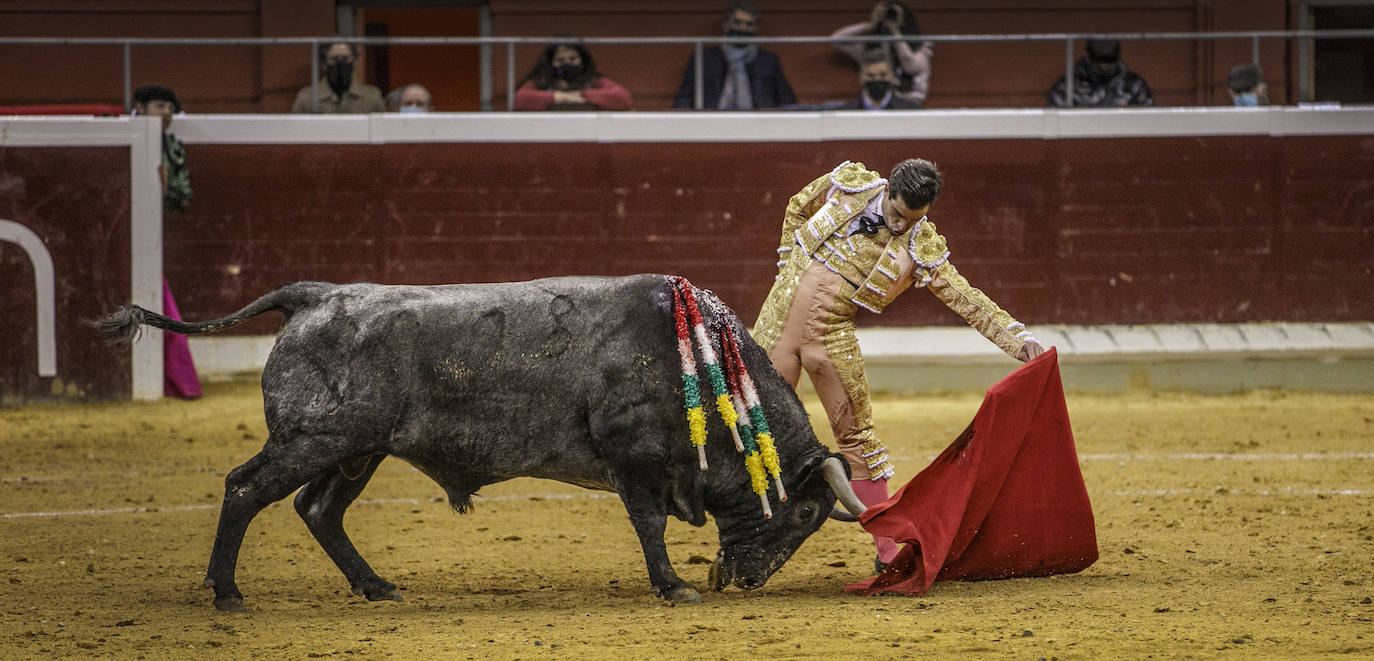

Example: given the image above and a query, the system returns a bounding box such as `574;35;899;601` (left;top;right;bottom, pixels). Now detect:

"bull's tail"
93;281;334;346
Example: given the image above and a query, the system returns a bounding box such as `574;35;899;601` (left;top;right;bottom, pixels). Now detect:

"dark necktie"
856;215;885;235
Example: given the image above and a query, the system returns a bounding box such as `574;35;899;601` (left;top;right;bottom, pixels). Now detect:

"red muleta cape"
846;347;1098;595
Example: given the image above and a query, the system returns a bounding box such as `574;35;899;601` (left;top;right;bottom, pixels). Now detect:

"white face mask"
399;105;429;114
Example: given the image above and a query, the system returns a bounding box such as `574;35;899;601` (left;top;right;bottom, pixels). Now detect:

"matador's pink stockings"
851;477;899;563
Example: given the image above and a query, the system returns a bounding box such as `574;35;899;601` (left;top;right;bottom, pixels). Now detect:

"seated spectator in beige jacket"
831;1;934;108
291;41;386;113
513;41;632;111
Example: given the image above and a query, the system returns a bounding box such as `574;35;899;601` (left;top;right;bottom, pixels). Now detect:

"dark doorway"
360;6;483;111
1311;4;1374;103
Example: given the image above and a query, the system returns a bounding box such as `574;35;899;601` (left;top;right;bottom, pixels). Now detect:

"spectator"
672;1;796;110
1226;64;1268;106
831;1;933;108
1047;38;1154;107
841;50;920;110
133;85;191;210
513;41;632;111
387;83;434;113
291;41;386;113
131;85;201;400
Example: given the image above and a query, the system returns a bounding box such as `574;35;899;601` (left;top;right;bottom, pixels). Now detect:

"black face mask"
326;61;354;97
553;64;583;82
864;80;892;101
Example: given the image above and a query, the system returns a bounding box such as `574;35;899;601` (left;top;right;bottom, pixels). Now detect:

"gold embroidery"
829;161;885;192
909;219;950;268
777;171;835;256
851;235;906;313
927;262;1024;358
751;251;808;351
819;314;888;480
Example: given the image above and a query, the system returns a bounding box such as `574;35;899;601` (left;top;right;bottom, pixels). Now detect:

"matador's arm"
776;171;834;256
927;263;1036;359
909;220;1037;359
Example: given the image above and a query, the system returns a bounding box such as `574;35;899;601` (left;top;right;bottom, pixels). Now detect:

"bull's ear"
666;465;707;527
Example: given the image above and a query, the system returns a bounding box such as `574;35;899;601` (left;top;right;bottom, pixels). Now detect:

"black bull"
97;274;869;612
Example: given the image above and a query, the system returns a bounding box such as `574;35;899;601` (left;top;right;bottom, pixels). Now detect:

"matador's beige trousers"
763;262;888;481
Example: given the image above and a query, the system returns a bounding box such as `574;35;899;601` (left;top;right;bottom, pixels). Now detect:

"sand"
2;379;1372;659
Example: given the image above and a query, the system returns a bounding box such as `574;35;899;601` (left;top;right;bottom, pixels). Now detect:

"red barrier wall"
0;147;132;401
162;135;1374;337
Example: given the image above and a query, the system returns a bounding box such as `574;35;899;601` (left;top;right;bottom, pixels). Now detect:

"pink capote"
846;348;1097;595
162;279;202;399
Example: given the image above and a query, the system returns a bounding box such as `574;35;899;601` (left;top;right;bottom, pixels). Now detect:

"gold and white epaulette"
828;160;887;193
908;218;951;286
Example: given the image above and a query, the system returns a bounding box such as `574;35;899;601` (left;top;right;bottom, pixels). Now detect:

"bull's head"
709;455;867;591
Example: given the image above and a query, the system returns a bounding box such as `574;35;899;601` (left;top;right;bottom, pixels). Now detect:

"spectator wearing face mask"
831;1;933;109
1226;64;1268;106
1046;38;1154;107
387;83;434;113
291;41;387;113
672;0;796;110
513;41;632;111
131;85;202;400
842;50;920;110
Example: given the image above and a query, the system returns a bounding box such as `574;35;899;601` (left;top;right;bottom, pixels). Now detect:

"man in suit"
672;1;797;110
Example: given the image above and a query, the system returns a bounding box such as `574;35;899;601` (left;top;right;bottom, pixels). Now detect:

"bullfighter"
751;158;1044;569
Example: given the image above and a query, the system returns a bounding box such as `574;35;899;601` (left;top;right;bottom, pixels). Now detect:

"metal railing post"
693;40;703;110
1251;35;1260;65
309;41;318;112
479;5;493;112
507;41;515;111
1064;37;1074;107
122;42;132;110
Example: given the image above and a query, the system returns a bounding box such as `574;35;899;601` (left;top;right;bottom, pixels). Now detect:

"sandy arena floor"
2;378;1372;659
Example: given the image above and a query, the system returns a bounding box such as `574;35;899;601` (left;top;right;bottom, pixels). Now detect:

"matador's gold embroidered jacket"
753;161;1036;358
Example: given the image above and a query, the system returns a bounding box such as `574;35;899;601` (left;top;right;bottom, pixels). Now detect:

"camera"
882;4;900;22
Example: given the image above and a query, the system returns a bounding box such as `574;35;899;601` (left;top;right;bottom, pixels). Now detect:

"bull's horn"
821;457;869;520
828;506;859;522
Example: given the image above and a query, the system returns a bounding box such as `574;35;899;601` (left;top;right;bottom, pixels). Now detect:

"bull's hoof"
352;581;403;603
212;595;245;613
664;585;702;604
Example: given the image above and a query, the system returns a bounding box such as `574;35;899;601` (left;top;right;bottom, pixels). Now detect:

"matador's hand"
1017;339;1045;362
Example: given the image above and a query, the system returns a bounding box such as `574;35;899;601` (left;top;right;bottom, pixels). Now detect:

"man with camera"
830;1;934;108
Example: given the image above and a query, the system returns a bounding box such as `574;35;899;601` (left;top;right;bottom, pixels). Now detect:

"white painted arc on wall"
0;219;57;377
